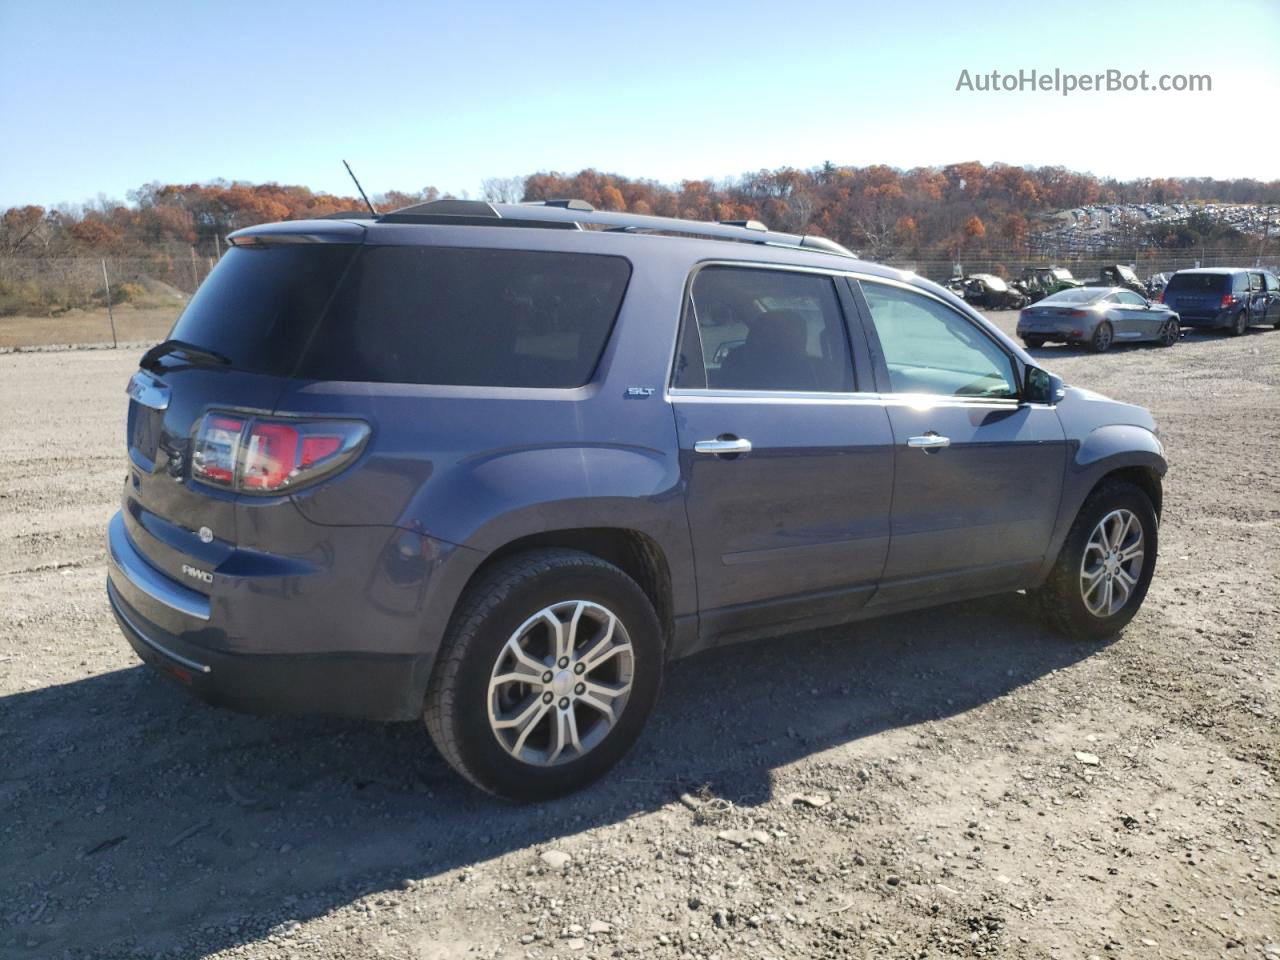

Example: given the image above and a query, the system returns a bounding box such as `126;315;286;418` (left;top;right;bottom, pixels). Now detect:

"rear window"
1165;273;1229;294
298;246;631;387
168;245;357;376
1041;288;1103;304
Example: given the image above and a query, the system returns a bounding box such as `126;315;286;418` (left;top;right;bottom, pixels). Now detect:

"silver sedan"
1016;286;1181;353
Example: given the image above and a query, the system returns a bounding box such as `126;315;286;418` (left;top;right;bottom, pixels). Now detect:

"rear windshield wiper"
140;339;232;372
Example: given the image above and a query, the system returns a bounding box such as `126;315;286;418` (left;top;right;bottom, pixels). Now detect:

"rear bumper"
105;509;445;720
108;578;428;719
1174;308;1234;328
1017;320;1091;341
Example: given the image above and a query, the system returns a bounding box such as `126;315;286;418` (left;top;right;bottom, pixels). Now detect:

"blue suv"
108;200;1166;799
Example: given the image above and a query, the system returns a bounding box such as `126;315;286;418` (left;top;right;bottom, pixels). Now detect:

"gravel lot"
2;315;1277;960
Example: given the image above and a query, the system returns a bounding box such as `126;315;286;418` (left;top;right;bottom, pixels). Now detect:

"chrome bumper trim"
106;512;211;621
108;580;212;674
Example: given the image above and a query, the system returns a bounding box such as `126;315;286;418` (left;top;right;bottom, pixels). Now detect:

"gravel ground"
1;315;1277;960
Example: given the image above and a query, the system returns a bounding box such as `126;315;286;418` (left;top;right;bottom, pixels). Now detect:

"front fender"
1036;424;1166;581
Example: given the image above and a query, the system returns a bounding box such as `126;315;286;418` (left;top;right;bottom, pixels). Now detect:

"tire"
424;548;663;801
1022;335;1046;349
1229;310;1247;336
1158;318;1180;347
1032;480;1158;642
1090;321;1113;353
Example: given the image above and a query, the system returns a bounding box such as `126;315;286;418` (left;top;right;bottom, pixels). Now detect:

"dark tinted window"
299;246;631;387
674;266;854;392
1165;272;1229;294
168;245;357;375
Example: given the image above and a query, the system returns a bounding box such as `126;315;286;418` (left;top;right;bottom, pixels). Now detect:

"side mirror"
1023;365;1064;405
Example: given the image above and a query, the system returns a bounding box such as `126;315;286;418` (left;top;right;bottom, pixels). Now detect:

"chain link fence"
880;251;1277;284
0;251;222;349
3;245;1276;349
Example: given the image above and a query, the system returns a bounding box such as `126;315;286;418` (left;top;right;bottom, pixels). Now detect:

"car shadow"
1;593;1106;956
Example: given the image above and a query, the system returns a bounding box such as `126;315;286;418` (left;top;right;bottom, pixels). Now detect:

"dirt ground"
1;315;1277;960
0;304;179;350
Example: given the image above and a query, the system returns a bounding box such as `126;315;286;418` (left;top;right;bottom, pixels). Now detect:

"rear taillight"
1066;309;1088;318
192;414;368;494
1220;294;1234;309
1156;291;1164;303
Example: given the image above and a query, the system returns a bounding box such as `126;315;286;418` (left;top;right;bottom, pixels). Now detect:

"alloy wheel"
487;600;634;766
1161;319;1179;346
1079;508;1145;618
1093;323;1113;352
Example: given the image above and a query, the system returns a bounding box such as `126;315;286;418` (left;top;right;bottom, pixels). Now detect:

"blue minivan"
1160;267;1280;334
108;199;1167;799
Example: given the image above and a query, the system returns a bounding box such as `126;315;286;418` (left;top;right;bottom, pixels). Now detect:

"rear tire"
1229;310;1247;336
1032;480;1158;642
1090;321;1114;353
1022;335;1046;349
1159;318;1180;347
424;549;663;801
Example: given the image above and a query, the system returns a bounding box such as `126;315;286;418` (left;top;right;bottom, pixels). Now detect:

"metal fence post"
101;258;118;348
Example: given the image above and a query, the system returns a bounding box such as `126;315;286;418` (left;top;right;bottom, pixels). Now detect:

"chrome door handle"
907;434;950;450
694;437;752;456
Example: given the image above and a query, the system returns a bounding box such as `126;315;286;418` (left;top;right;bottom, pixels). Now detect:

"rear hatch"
122;229;362;584
1162;272;1228;318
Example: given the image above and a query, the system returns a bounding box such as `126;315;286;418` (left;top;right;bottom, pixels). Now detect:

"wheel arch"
461;528;677;655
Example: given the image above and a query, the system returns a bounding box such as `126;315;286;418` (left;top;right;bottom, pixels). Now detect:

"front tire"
1159;318;1180;347
1032;481;1158;641
424;549;663;801
1090;321;1114;353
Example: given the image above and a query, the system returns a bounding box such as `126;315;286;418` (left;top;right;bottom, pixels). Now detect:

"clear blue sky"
2;0;1277;209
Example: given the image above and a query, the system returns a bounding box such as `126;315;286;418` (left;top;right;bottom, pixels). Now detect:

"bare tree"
481;176;526;204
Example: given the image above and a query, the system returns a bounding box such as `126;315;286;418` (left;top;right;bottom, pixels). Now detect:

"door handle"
694;437;752;456
907;433;950;451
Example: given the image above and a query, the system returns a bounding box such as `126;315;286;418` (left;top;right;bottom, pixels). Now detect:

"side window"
1266;273;1280;293
1233;273;1249;292
860;282;1019;399
1249;273;1264;292
1116;291;1146;306
673;266;854;392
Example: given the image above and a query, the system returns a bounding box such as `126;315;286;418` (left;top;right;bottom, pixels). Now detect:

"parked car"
1017;286;1181;352
960;273;1029;309
1158;268;1280;335
1085;264;1146;295
1019;266;1082;303
108;200;1166;800
1146;272;1173;297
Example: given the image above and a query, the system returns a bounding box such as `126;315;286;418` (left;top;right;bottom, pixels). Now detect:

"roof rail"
374;198;856;258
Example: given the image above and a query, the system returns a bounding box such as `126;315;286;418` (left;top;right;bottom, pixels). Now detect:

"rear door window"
299;247;631;387
673;266;854;392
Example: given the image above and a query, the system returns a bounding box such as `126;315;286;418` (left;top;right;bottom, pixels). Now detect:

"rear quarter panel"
268;231;698;655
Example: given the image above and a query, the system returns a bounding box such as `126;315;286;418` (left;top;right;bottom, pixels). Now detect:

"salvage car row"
1015;266;1280;352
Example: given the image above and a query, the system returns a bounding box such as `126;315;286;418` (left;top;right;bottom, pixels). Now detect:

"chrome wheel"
487;600;634;766
1079;509;1144;618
